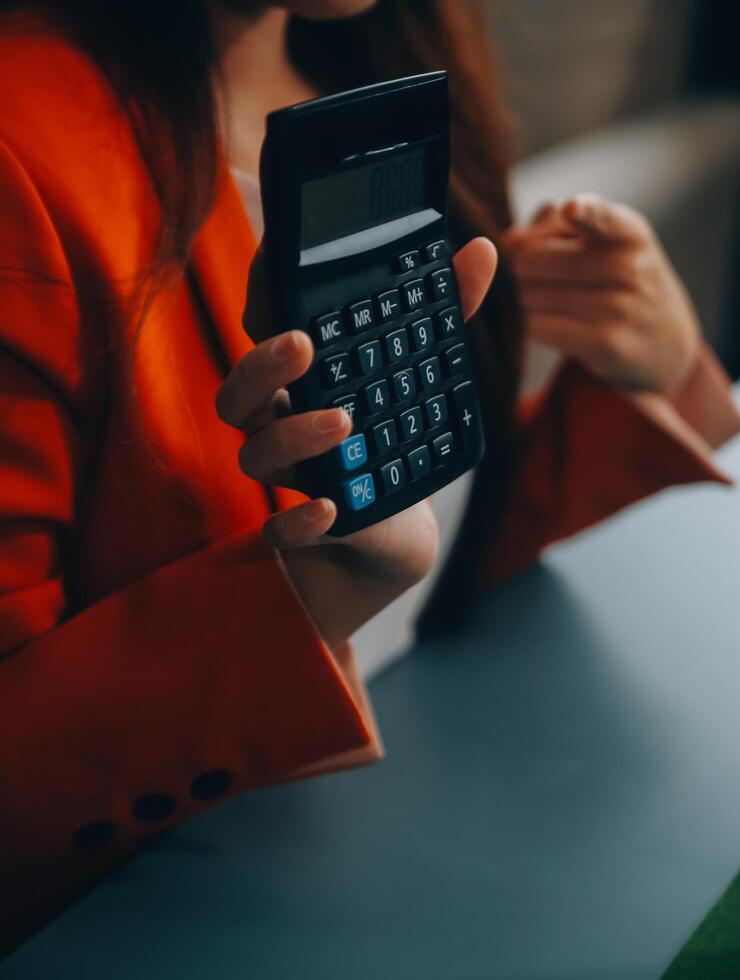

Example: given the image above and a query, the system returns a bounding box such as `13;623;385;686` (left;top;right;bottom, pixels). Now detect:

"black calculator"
260;71;485;536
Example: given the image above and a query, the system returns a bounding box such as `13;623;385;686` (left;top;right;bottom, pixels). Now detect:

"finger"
510;238;634;288
502;203;577;249
452;237;498;320
560;193;653;245
238;407;351;484
216;330;313;428
242;388;292;438
263;498;337;550
519;282;628;322
526;313;597;357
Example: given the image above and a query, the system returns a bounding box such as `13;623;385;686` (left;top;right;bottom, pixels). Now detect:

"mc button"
312;311;343;349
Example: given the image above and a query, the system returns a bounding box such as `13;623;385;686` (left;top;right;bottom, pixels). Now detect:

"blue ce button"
335;433;368;472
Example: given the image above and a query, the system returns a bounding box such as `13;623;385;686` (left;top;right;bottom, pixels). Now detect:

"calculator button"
335;434;367;472
432;431;455;465
376;288;402;322
379;458;406;494
399;406;423;443
363;379;390;415
401;278;426;312
407;445;432;480
384;328;409;363
435;305;463;339
442;343;467;377
394;250;421;274
417;356;441;390
332;394;360;424
424;394;448;429
347;299;375;334
354;340;382;376
312;311;344;349
392;368;417;404
451;381;481;451
343;472;376;511
428;268;455;302
320;353;351;388
423;241;448;264
370;419;398;455
409;317;434;352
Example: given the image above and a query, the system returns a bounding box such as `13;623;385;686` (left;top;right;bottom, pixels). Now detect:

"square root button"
342;472;376;511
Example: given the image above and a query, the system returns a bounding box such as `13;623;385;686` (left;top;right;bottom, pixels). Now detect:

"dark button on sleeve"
72;821;115;849
132;793;176;822
190;769;233;801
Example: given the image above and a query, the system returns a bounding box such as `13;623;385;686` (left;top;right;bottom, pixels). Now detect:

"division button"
375;288;402;322
399;406;423;442
409;317;434;351
432;431;455;465
384;327;409;363
407;445;431;480
312;311;343;348
394;250;420;274
370;419;398;455
363;379;390;415
424;394;448;429
442;343;467;377
401;278;426;312
423;240;448;263
451;381;481;450
428;268;455;302
435;305;463;339
320;352;351;389
354;339;382;376
343;472;376;511
347;299;375;333
335;433;368;472
379;458;406;494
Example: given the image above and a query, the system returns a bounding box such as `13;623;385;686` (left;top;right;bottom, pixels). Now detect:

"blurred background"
487;0;740;391
355;0;740;677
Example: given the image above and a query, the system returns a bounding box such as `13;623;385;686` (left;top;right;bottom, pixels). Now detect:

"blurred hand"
503;193;700;394
216;237;497;649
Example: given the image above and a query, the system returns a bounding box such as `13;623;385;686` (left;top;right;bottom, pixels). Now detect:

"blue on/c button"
336;433;367;472
343;473;376;511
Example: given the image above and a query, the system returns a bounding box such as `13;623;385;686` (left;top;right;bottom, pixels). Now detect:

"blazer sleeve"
0;140;380;877
480;351;740;588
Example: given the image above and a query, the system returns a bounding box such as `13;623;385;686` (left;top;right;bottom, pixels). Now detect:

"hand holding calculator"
258;72;488;537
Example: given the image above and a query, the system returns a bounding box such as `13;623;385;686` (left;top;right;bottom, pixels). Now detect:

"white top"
230;166;472;678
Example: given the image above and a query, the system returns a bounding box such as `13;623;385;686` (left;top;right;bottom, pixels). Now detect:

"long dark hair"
1;0;522;615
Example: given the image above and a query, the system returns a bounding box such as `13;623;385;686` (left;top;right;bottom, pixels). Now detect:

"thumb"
452;237;498;321
561;193;653;245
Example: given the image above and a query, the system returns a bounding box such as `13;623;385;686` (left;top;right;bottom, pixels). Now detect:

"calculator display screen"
300;148;428;250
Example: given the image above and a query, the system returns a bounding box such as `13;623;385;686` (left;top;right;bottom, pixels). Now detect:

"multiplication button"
432;431;455;464
407;445;431;480
343;473;376;511
435;306;462;339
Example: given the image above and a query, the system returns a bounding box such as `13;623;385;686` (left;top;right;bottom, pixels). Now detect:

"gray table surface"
6;433;740;980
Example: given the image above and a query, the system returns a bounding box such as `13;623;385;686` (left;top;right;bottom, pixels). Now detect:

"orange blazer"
1;13;738;947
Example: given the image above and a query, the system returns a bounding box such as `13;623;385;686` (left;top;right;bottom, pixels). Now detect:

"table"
5;435;740;980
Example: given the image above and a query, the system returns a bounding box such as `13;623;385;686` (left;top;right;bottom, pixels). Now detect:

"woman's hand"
216;237;497;650
503;193;701;394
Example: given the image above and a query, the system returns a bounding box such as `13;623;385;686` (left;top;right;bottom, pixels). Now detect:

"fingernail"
271;332;299;362
303;499;328;522
312;409;346;434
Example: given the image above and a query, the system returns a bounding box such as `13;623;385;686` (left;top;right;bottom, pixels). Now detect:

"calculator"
260;71;485;536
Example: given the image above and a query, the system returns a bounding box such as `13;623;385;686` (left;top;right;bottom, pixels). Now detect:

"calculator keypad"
310;239;482;522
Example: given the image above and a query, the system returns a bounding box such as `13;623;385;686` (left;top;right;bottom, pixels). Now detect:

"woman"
0;0;737;950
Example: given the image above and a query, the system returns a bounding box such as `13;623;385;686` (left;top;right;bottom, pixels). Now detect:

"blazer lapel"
189;169;259;371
